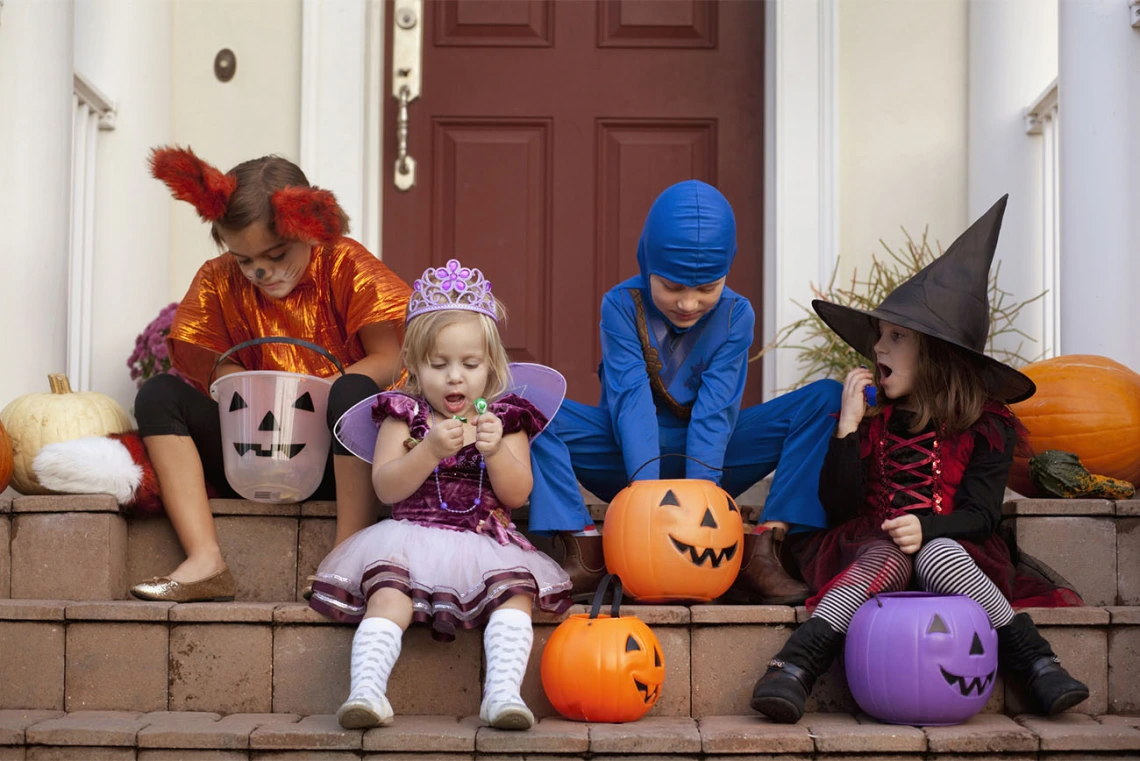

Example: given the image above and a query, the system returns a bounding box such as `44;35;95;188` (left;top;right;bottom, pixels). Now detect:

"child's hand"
474;411;504;457
881;513;923;554
425;417;465;461
837;366;874;437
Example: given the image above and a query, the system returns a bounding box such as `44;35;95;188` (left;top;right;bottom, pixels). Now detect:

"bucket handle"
209;336;346;387
627;453;728;484
589;573;625;620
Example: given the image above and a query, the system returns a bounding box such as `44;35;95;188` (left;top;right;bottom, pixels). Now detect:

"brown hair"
875;331;990;436
210;156;350;245
400;300;512;401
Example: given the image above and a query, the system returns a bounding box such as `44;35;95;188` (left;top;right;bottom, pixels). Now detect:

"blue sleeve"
685;298;754;482
600;289;662;481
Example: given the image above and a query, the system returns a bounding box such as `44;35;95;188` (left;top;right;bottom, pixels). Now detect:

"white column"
967;0;1058;360
0;0;75;405
762;0;839;397
74;0;173;414
1058;0;1140;372
300;0;385;256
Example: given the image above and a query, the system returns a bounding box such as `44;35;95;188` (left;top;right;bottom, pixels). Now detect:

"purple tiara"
406;258;497;323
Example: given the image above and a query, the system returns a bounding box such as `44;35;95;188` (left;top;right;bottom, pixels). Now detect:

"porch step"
2;495;1138;606
1;710;1139;760
0;601;1136;717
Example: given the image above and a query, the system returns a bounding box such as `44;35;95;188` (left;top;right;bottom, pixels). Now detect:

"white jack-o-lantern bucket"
209;338;343;503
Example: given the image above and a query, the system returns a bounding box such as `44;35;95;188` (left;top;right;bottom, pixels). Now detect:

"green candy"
453;398;488;424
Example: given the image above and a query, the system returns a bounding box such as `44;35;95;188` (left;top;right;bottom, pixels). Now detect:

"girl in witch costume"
119;146;411;602
309;259;572;731
529;180;842;604
750;196;1087;725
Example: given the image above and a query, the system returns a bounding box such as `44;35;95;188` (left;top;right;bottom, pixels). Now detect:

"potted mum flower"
127;302;185;388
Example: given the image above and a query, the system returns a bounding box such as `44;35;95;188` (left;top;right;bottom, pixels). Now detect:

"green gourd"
1029;450;1135;500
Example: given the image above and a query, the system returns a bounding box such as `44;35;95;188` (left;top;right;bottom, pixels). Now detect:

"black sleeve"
818;431;866;526
916;417;1016;545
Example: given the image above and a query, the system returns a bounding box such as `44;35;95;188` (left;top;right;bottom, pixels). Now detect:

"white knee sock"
348;616;402;703
481;608;533;716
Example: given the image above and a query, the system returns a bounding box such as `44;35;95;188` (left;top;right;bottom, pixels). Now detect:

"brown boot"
556;533;606;603
725;527;810;605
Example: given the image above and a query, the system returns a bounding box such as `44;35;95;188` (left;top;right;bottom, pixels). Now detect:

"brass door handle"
392;0;422;191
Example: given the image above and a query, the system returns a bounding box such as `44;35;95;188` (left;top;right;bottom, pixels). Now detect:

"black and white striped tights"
812;537;1016;634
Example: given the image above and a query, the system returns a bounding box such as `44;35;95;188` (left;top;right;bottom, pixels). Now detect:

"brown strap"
629;289;692;421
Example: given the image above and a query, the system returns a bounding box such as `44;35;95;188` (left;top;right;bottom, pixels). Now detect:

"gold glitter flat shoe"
129;567;237;603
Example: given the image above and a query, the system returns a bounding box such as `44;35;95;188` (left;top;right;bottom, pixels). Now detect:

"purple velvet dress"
309;392;573;641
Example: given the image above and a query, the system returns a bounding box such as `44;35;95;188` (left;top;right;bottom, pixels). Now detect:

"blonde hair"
400;298;512;400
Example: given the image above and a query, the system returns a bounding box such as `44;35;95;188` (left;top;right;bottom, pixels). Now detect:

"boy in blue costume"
529;180;842;603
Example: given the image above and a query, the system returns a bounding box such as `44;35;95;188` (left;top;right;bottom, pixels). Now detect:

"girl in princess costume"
529;180;842;603
751;196;1088;724
309;259;572;730
35;146;410;603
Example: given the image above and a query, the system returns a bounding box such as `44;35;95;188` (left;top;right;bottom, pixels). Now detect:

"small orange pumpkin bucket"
541;574;665;723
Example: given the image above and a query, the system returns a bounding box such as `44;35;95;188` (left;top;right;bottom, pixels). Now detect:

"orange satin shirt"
168;237;411;393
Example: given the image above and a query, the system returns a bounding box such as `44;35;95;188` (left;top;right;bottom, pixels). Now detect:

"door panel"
383;0;764;406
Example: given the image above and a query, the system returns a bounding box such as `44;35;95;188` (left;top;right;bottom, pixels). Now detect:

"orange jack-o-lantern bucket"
541;574;665;722
603;456;744;603
209;338;343;503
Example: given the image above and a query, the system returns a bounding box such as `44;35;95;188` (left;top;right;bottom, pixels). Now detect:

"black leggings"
135;372;380;500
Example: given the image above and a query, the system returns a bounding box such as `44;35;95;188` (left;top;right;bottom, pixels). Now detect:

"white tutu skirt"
309;519;572;640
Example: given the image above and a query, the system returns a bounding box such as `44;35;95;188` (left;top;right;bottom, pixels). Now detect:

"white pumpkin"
0;374;132;494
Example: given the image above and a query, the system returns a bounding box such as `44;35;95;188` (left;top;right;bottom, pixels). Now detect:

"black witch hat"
812;195;1035;404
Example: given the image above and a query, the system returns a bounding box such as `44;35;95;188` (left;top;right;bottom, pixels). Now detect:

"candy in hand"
474;397;488;415
864;385;877;407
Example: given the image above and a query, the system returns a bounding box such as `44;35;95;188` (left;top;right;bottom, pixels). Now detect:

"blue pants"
528;379;842;534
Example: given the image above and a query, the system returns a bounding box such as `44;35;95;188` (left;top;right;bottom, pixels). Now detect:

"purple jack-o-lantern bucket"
845;592;997;726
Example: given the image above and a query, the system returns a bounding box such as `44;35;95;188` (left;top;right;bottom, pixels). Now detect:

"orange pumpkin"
603;478;743;602
1008;354;1140;495
541;575;665;722
0;419;12;493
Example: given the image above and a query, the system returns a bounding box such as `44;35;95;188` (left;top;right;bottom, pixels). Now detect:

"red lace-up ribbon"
874;428;946;518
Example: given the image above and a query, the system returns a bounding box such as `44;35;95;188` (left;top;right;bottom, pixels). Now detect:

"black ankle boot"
750;617;845;723
997;612;1089;715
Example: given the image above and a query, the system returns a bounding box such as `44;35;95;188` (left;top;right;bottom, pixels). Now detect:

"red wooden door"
382;0;765;406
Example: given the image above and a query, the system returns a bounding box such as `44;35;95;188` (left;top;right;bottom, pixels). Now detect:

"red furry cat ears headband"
147;145;345;244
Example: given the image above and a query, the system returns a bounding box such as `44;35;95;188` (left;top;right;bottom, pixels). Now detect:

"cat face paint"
218;219;313;299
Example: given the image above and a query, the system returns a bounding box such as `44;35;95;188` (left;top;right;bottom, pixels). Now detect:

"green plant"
752;228;1045;389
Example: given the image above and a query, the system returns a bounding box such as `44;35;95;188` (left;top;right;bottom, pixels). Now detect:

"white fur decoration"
32;437;141;505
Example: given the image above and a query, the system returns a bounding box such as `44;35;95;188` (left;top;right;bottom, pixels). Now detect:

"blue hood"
636;179;737;290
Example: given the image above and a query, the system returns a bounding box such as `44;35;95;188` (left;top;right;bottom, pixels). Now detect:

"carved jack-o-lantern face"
603;479;744;603
541;612;666;723
845;592;998;726
213;372;334;503
229;390;316;459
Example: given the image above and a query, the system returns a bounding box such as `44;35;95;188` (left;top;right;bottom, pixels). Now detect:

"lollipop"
454;398;489;423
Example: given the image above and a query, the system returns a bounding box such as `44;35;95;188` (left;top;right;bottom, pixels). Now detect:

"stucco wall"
169;0;303;300
838;0;969;284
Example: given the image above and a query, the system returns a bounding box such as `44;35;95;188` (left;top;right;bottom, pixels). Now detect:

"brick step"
1;709;1139;760
1;494;1138;606
1;601;1136;718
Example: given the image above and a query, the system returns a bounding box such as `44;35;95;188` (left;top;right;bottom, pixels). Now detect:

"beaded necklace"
427;403;485;513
